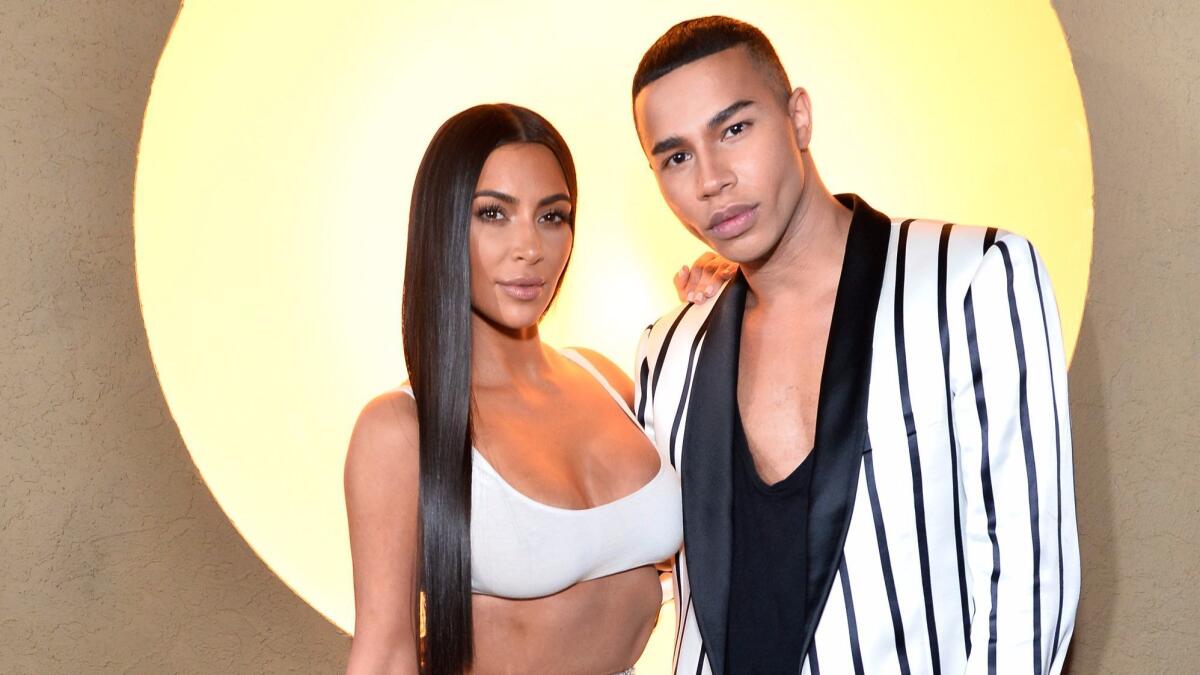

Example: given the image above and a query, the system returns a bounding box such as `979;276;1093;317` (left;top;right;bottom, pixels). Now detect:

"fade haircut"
632;16;792;107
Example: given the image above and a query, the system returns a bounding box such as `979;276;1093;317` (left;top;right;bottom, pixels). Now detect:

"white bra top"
398;348;683;599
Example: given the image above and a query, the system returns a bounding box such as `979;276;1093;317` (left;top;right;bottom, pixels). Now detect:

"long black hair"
401;104;577;674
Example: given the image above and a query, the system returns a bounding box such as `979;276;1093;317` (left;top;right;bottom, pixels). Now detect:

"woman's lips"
497;279;545;301
708;204;758;240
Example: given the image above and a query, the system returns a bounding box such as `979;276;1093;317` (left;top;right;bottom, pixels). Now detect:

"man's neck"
741;172;853;311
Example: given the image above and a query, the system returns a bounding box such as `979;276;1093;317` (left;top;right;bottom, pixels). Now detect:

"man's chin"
707;238;766;267
687;222;770;265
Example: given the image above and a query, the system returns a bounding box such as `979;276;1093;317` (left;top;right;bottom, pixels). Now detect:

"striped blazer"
634;194;1080;675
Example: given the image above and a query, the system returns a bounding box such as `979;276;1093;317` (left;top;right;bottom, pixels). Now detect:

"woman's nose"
511;219;543;264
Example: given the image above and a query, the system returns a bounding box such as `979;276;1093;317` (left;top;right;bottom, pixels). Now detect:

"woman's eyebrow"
473;189;517;204
537;193;570;208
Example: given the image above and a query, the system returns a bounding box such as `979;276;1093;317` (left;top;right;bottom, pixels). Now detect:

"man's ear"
788;87;813;151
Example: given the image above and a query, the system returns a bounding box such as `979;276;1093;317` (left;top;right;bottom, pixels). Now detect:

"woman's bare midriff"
468;564;663;675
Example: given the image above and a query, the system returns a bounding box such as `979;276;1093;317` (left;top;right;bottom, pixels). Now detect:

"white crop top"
399;348;683;599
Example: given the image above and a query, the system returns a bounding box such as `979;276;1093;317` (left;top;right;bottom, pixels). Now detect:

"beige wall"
0;3;348;672
1054;1;1200;671
1;1;1195;672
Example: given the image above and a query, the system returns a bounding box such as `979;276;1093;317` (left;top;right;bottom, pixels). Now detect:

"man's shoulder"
892;216;998;246
893;220;1058;318
639;282;731;365
890;217;1035;275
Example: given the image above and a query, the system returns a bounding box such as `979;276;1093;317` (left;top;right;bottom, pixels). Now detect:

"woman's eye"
540;210;567;225
476;206;504;221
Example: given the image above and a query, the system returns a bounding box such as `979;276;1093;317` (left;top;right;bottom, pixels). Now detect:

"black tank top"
724;408;815;673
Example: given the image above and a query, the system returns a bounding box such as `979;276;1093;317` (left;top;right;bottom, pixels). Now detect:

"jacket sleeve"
951;231;1080;674
633;324;655;439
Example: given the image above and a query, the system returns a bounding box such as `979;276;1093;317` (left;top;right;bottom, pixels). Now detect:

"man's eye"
665;151;690;168
723;122;748;140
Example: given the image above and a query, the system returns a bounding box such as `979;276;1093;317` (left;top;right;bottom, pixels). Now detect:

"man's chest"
735;309;835;476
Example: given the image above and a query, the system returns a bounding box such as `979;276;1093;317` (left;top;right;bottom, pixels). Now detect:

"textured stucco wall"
1053;1;1200;672
1;1;1196;672
0;3;349;672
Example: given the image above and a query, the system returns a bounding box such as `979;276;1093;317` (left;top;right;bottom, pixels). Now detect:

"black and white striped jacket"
634;194;1080;675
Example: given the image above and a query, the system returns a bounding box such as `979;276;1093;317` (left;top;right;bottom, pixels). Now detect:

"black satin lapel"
799;194;893;657
680;272;747;675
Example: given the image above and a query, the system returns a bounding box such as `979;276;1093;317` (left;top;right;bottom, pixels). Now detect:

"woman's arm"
344;391;422;675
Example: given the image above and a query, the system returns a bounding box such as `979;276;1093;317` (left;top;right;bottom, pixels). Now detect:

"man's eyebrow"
649;99;757;156
473;190;516;204
536;193;571;208
707;99;755;130
650;136;684;156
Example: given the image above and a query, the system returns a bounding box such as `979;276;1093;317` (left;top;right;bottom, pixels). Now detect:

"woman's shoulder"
345;387;420;479
562;346;634;404
563;346;627;381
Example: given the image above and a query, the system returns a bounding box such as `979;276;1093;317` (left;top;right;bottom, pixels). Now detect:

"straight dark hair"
631;15;792;105
401;103;577;675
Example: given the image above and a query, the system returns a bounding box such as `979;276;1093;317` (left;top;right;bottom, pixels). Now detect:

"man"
631;16;1080;675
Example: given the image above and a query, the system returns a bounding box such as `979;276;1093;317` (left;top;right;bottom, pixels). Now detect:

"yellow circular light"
134;1;1091;671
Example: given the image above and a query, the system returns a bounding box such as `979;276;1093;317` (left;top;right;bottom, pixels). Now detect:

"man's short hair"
632;16;792;106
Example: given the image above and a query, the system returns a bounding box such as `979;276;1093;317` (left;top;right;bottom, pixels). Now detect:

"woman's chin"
472;305;545;335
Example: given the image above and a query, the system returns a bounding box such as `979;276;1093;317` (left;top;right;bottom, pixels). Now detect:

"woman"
343;104;731;675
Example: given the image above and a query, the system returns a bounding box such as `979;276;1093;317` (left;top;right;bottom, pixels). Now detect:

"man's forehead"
635;48;765;138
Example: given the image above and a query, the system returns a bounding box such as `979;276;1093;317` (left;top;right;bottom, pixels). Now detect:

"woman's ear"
788;87;813;151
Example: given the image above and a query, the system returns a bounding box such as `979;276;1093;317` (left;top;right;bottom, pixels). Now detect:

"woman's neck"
469;311;553;390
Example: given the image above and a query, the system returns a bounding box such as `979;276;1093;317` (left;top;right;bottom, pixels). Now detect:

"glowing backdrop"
134;1;1092;670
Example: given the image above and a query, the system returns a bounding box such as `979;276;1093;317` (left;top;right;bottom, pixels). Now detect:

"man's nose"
697;154;736;200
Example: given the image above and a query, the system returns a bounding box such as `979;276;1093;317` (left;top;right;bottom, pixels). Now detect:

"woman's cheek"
467;229;497;306
555;229;574;269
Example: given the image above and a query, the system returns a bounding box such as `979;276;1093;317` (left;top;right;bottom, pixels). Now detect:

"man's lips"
707;203;759;240
708;203;756;228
